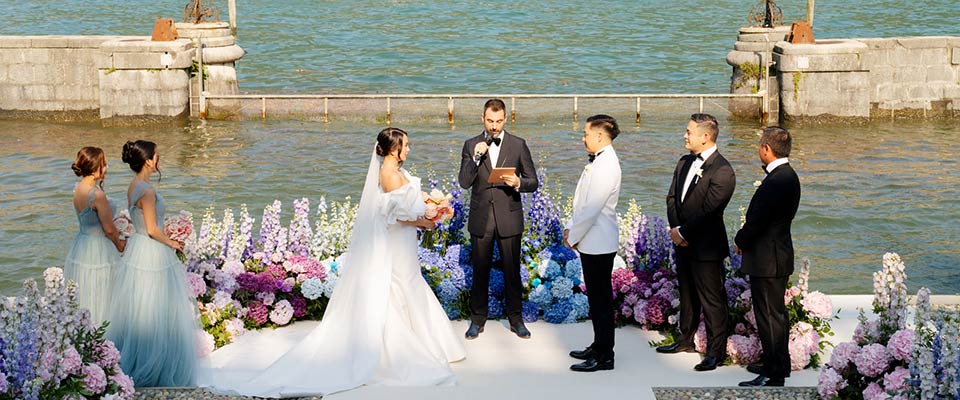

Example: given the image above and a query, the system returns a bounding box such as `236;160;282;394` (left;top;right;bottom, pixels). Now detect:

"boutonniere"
584;164;592;173
694;168;703;178
753;180;762;187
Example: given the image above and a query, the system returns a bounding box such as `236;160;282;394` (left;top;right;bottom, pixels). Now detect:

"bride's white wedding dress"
198;152;466;398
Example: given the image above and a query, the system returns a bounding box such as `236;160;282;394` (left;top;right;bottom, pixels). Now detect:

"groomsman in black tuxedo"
735;126;801;387
458;98;539;340
658;114;735;373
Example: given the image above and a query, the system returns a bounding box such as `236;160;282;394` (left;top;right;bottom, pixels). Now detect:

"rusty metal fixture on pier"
748;0;782;28
184;0;221;24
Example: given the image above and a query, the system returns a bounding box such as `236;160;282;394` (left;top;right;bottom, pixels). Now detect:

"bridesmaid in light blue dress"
65;146;126;326
108;140;198;387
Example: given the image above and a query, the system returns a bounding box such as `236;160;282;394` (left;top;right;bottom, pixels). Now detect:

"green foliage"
735;62;762;92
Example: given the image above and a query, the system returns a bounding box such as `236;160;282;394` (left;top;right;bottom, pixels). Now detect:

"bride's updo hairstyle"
376;127;408;167
72;146;107;188
121;140;162;181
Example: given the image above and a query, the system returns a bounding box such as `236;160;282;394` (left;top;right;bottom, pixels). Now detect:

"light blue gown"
108;181;197;387
64;186;122;327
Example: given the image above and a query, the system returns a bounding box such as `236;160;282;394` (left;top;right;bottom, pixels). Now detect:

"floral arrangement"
906;287;960;399
422;189;454;224
163;210;194;243
817;253;914;399
112;210;134;240
0;268;134;399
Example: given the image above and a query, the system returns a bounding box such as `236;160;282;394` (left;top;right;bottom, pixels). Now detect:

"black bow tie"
762;165;769;174
588;150;604;163
486;136;501;146
695;153;704;161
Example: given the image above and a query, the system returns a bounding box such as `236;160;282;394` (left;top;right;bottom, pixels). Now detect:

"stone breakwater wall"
729;30;960;123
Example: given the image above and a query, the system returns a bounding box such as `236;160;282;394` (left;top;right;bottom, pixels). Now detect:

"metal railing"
198;91;768;125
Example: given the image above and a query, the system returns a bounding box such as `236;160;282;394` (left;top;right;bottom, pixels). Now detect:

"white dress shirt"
681;144;716;203
475;131;504;167
565;145;621;254
764;157;789;175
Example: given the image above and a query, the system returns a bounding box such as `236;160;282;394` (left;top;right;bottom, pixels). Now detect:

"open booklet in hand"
487;167;516;184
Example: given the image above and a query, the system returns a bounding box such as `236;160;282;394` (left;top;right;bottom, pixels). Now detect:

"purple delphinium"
288;198;313;257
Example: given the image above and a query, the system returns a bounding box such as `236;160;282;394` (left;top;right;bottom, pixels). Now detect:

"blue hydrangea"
437;279;461;304
488;296;503;319
550;276;574;299
529;284;553;309
522;301;540;323
544;299;573;324
564;258;582;283
300;277;325;300
443;303;460;320
544;261;562;280
488;269;504;296
569;293;590;320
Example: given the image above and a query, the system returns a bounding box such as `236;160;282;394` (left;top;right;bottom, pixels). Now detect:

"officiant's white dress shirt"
565;145;621;255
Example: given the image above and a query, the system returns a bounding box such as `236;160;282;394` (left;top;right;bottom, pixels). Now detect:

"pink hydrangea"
222;260;245;276
246;300;269;325
110;371;135;398
801;291;833;319
854;320;880;345
862;382;887;400
883;366;911;393
95;341;121;369
727;334;762;365
187;272;207;298
854;343;891;378
886;329;916;362
828;341;862;371
81;363;107;393
789;333;812;370
197;330;216;357
744;308;757;329
61;346;83;375
818;366;848;399
694;322;707;354
611;269;638;294
269;299;294;325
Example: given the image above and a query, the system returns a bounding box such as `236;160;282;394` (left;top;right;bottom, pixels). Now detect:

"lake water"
0;0;958;294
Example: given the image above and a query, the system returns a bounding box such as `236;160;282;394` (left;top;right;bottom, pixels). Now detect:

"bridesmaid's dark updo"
121;140;161;181
375;127;407;167
72;146;107;188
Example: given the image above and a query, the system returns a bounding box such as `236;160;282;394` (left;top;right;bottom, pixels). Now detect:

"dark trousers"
675;252;730;358
470;208;523;324
580;252;616;360
751;275;790;379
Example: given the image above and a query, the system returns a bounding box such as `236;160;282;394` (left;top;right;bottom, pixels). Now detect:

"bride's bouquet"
113;209;135;239
422;189;454;224
164;210;194;261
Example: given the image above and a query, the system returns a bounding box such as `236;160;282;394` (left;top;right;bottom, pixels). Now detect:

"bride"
200;128;466;397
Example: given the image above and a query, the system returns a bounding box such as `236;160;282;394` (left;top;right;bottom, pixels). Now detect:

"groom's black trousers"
470;208;523;324
580;251;616;360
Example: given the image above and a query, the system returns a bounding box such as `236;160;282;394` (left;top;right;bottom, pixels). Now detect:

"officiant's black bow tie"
588;150;604;163
486;136;501;146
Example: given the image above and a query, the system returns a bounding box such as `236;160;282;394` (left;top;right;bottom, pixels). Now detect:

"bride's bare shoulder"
379;168;404;193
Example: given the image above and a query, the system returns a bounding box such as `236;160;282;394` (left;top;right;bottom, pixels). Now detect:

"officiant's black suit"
458;131;538;325
666;151;736;359
735;162;801;380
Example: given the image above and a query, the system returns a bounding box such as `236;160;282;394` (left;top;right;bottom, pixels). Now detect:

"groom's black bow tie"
694;152;704;161
486;136;501;146
588;150;604;163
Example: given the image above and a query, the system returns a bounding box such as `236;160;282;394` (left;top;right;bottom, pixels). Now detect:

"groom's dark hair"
586;114;619;140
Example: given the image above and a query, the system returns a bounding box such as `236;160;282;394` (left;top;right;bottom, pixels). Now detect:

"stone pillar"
175;22;246;119
726;26;790;120
97;38;194;125
774;39;870;122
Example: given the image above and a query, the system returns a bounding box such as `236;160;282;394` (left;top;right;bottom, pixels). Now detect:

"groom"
458;98;539;340
564;114;621;372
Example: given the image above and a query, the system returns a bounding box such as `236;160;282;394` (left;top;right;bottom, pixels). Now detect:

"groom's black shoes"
655;342;697;354
746;363;790;377
569;347;596;360
509;321;531;339
738;375;785;387
694;355;721;371
570;357;614;372
465;322;484;340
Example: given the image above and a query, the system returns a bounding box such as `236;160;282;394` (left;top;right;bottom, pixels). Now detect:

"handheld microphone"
475;136;494;159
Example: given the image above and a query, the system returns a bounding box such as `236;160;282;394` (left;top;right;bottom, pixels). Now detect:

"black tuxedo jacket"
458;132;539;237
666;151;736;261
735;163;801;278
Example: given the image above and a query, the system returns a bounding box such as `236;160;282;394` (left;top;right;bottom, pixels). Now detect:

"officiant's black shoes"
738;375;785;387
570;357;614;372
655;342;697;354
465;322;484;340
510;321;531;339
694;355;721;371
569;347;596;360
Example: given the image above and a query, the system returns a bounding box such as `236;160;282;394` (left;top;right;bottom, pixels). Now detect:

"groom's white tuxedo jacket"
565;145;621;255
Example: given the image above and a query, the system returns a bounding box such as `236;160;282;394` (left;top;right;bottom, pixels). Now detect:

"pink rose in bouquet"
113;209;135;239
422;189;454;224
164;210;194;243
